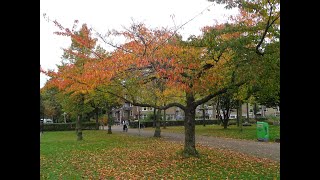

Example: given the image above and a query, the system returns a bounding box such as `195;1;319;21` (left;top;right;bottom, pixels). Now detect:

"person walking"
123;120;127;132
40;121;44;135
123;120;129;132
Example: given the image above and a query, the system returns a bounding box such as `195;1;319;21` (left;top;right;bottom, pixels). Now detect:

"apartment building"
112;101;280;122
111;102;186;122
228;104;280;119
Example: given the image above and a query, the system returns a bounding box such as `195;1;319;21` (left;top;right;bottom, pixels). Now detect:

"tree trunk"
202;104;206;127
183;93;199;157
222;107;230;129
246;102;249;123
95;108;99;130
223;117;228;129
254;103;258;122
163;109;167;129
236;101;240;127
154;109;161;137
238;102;243;132
153;108;156;128
216;97;220;120
107;110;112;134
76;115;83;141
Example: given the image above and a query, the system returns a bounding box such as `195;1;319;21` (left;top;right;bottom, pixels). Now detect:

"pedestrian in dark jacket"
40;122;44;134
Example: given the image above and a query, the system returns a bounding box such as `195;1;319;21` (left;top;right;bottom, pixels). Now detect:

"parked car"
41;119;53;124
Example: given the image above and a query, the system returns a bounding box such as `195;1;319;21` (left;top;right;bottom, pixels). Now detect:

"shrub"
129;120;220;128
43;122;97;131
228;120;237;125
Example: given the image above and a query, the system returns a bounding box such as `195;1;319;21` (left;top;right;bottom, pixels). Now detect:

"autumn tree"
40;93;45;120
42;21;242;157
205;0;280;122
42;23;98;140
41;87;62;122
208;0;280;56
42;0;279;155
92;85;122;134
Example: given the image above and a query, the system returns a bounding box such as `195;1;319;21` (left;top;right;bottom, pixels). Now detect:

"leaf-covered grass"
40;130;280;179
145;124;280;141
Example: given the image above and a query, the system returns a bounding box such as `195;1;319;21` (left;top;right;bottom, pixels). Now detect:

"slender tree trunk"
107;110;112;134
246;102;249;123
254;103;258;122
95;108;99;130
163;109;167;129
238;101;243;132
202;104;206;127
236;101;240;127
76;115;83;141
216;97;222;125
154;109;161;137
183;93;199;157
222;106;230;129
153;108;156;128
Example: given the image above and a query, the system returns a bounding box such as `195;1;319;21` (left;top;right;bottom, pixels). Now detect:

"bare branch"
256;2;279;56
95;87;186;111
151;3;215;54
95;31;141;57
194;81;246;107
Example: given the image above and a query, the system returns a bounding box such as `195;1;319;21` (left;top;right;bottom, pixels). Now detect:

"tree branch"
194;81;246;107
255;3;279;56
95;87;186;111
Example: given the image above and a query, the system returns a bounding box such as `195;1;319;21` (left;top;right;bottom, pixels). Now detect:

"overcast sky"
40;0;238;88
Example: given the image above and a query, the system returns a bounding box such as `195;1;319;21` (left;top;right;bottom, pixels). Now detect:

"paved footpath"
105;125;280;162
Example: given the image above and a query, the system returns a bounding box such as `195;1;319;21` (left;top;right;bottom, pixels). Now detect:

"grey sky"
40;0;238;88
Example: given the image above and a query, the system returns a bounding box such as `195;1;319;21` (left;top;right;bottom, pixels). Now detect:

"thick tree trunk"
223;118;228;129
154;109;161;137
76;115;83;141
184;107;198;157
183;93;199;157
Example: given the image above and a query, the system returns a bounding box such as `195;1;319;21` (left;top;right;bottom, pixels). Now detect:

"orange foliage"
41;22;233;102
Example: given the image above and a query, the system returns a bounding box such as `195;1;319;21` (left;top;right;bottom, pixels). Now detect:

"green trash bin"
257;121;269;141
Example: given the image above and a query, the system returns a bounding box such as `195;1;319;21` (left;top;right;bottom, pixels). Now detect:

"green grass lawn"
40;130;280;179
144;124;280;141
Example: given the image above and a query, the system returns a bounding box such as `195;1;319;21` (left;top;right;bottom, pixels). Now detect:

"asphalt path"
106;125;280;162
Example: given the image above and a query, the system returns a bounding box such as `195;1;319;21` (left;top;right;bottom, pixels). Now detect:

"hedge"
43;122;97;131
129;120;220;128
128;118;279;128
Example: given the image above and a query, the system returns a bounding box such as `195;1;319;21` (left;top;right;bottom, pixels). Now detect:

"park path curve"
105;125;280;162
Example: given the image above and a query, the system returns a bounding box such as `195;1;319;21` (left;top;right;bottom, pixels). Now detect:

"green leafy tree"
41;87;63;122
